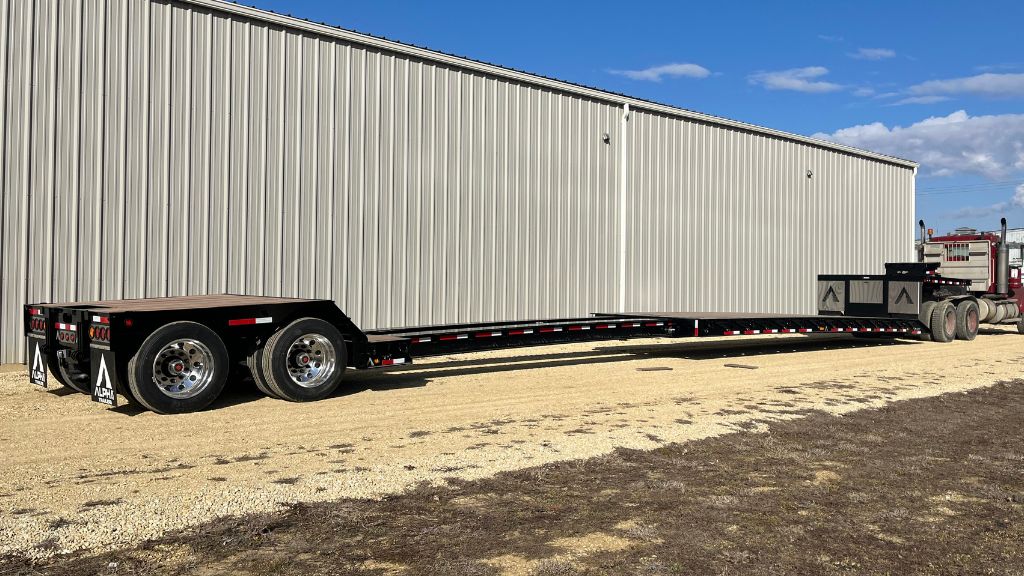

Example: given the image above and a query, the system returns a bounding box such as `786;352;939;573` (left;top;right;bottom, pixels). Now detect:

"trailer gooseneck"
25;249;1021;415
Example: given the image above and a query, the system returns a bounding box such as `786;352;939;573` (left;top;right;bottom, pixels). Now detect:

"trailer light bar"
228;317;273;326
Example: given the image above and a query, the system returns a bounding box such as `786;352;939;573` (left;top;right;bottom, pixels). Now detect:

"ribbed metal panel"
0;0;914;363
625;110;914;315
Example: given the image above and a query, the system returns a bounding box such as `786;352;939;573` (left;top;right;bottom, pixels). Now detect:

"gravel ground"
1;329;1021;559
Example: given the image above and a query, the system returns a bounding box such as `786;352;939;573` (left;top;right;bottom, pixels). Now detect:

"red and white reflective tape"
693;320;699;337
766;329;779;334
539;327;564;333
91;315;110;324
228;317;273;326
724;330;740;336
439;334;469;341
568;325;591;331
29;307;43;316
645;321;665;327
911;329;922;335
508;328;534;335
781;328;796;333
411;336;431;343
55;322;76;330
798;328;813;333
900;328;908;332
595;324;615;329
475;331;502;338
623;322;642;328
381;358;407;366
743;329;761;335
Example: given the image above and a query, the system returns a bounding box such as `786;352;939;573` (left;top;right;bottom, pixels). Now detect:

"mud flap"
27;336;47;387
90;347;118;407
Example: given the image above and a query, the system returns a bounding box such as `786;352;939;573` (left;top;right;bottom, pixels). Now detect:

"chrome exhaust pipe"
997;218;1009;295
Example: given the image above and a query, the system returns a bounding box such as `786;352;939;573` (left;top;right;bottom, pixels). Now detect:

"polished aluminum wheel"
152;339;215;399
286;333;337;388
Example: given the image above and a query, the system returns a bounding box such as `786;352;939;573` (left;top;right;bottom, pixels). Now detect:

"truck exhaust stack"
997;217;1009;295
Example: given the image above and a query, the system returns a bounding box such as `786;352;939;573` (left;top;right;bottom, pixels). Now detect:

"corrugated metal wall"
626;110;914;314
0;0;914;363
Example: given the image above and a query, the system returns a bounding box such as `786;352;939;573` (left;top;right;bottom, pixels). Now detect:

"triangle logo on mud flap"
895;286;914;305
30;342;47;387
93;355;116;406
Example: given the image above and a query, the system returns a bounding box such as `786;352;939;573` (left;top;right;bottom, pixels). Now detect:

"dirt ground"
1;328;1023;566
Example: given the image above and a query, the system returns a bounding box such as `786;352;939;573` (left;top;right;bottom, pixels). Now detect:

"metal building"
0;0;917;363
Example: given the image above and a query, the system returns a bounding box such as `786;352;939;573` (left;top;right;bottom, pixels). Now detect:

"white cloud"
748;66;843;93
812;110;1024;179
888;95;951;106
609;63;711;82
947;184;1024;220
849;48;896;60
853;87;876;97
908;73;1024;98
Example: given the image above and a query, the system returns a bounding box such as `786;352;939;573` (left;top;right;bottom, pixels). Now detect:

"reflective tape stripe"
91;315;110;324
475;331;502;338
56;323;76;330
381;358;407;366
228;317;273;326
508;329;534;335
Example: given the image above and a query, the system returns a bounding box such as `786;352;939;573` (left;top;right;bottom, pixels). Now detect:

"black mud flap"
90;347;118;407
27;336;47;387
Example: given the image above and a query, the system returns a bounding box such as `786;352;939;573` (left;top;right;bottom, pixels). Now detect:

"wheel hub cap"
286;334;337;388
152;339;215;399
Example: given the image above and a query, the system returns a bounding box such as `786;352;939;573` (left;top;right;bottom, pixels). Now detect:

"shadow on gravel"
9;381;1021;575
343;336;918;393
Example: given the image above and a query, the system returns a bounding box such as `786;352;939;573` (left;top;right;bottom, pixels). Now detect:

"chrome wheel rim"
152;339;215;399
286;333;336;388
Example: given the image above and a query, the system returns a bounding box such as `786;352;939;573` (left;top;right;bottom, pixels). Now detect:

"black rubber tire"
930;301;956;343
246;347;280;399
46;351;90;394
127;321;230;414
954;300;979;341
261;317;347;402
1018;317;1024;335
917;301;937;342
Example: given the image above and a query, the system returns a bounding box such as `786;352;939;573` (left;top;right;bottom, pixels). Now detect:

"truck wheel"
1018;317;1024;335
46;352;90;394
917;301;937;341
991;303;1007;324
954;300;979;341
127;321;230;414
260;317;347;402
930;301;956;343
245;348;280;399
977;298;992;322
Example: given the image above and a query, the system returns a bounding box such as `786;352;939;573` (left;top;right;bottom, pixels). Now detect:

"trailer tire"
245;348;280;399
917;301;937;341
127;321;230;414
930;301;956;343
954;300;979;341
977;298;993;322
1018;317;1024;335
260;317;347;402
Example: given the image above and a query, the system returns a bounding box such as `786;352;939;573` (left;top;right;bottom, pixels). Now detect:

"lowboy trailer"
25;261;988;415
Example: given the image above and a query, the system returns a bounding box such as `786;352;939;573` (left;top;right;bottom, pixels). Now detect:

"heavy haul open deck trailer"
23;262;986;414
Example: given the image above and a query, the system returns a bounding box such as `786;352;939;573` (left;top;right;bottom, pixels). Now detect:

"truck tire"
246;348;280;399
991;303;1007;324
126;321;230;414
917;301;937;341
260;317;347;402
977;298;992;322
1011;303;1020;319
930;301;956;343
954;300;979;341
1018;317;1024;335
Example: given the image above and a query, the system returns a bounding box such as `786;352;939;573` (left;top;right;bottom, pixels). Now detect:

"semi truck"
23;219;1022;415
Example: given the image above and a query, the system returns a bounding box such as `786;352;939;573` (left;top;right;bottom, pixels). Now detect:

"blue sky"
253;0;1024;235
